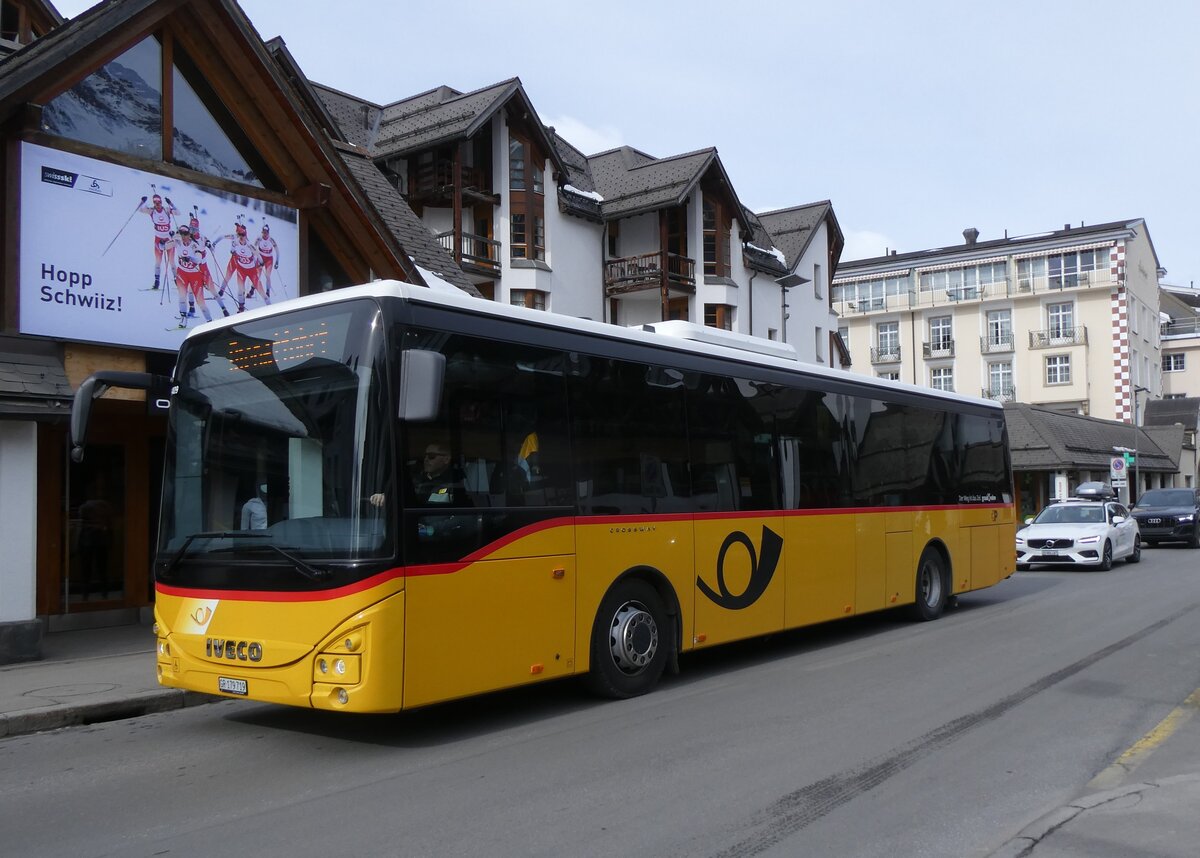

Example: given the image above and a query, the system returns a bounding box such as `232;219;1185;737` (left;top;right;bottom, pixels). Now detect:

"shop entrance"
38;401;164;624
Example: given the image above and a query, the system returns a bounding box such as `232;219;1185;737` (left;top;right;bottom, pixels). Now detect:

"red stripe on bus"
157;504;1011;598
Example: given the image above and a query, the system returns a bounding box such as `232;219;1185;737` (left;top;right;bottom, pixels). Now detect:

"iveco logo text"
205;638;263;662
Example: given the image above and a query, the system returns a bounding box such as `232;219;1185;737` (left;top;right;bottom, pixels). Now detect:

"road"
3;546;1199;858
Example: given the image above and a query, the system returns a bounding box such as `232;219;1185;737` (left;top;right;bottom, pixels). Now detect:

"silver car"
1016;498;1141;571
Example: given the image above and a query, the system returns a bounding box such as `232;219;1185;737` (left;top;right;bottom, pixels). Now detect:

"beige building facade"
833;220;1164;423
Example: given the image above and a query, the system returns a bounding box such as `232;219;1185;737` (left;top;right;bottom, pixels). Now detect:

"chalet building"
307;77;848;367
0;0;452;661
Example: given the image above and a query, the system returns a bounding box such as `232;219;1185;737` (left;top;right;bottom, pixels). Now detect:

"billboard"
19;142;299;351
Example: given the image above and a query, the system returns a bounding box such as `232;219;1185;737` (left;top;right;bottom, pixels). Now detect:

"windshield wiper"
255;543;332;583
161;530;268;579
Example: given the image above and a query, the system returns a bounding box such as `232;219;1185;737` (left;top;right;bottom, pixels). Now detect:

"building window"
607;220;619;258
702;196;731;277
510;213;527;258
930;366;954;392
668;297;689;321
1165;353;1185;372
1047;302;1074;338
877;321;899;358
510;289;547;310
1046;354;1072;385
813;264;823;299
509;133;545;261
986;309;1013;350
838;326;849;350
988;362;1013;399
705;303;733;330
509;138;526;190
768;328;778;341
878;371;900;381
929;316;952;348
815;327;824;361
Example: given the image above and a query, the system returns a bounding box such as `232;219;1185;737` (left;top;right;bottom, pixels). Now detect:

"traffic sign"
1110;456;1127;481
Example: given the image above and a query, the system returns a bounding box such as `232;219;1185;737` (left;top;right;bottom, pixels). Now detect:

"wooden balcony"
436;230;501;277
604;251;696;297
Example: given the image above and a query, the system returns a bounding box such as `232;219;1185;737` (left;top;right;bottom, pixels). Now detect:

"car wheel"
1098;540;1113;571
1126;541;1141;564
587;578;669;699
909;547;948;621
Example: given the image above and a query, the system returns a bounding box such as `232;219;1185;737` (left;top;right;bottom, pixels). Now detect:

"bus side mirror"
71;371;167;462
398;349;445;422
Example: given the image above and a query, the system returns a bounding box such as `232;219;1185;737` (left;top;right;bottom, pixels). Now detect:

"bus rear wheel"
588;579;669;699
910;548;948;622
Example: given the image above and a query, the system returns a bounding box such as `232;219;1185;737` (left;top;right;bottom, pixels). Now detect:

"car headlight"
1178;514;1195;523
1077;535;1100;544
1015;535;1026;544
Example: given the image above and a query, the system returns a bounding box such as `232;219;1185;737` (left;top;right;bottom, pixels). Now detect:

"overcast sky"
55;0;1200;287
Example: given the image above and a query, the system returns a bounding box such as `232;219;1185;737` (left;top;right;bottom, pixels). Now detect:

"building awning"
1012;240;1115;261
914;255;1008;273
833;268;910;284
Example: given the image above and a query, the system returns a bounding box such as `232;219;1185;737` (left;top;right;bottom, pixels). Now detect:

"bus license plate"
218;677;248;696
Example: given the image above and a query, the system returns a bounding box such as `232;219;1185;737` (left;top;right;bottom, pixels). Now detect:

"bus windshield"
158;299;393;577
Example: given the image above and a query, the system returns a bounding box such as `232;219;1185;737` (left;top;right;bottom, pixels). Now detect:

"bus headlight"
314;654;360;684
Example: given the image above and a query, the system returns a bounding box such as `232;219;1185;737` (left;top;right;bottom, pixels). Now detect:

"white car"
1016;496;1141;571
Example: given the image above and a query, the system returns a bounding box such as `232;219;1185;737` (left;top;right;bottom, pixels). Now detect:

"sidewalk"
0;622;212;739
2;625;1198;856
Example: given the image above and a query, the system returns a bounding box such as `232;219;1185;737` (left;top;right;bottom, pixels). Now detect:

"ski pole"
102;197;146;256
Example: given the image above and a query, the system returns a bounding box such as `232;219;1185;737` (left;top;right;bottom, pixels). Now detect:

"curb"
0;689;216;739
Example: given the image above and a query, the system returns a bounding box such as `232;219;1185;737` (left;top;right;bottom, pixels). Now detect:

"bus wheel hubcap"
609;601;658;674
921;562;941;607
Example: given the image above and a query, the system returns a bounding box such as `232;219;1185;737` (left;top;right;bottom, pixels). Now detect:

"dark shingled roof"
0;341;73;416
1144;397;1200;432
337;148;476;295
550;129;603;222
586;146;716;220
757;202;833;270
1004;403;1178;472
373;80;516;157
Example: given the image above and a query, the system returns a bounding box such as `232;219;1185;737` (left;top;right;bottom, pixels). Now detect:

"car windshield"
1135;489;1195;508
158;298;393;570
1034;504;1106;524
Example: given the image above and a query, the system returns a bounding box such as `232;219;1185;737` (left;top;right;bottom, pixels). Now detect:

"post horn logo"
698;525;784;610
191;606;213;625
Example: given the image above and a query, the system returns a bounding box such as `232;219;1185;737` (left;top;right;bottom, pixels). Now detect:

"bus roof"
185;280;1001;411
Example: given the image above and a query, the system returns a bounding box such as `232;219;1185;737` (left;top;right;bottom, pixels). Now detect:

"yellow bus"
72;282;1015;712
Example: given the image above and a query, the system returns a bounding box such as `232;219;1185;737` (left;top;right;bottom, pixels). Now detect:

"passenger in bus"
240;484;268;530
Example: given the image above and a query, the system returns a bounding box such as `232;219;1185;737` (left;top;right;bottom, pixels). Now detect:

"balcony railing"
982;385;1016;402
1029;326;1088;348
1162;318;1200;337
870;345;902;364
604;251;696;296
832;268;1119;317
435;230;501;273
923;339;955;359
981;333;1015;353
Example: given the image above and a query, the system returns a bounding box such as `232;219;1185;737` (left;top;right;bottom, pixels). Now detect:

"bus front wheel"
910;548;948;622
587;579;669;699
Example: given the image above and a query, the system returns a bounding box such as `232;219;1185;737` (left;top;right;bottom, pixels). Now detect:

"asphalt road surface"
4;545;1200;857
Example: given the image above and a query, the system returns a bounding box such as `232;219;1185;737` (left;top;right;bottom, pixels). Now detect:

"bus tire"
909;547;948;622
587;579;669;699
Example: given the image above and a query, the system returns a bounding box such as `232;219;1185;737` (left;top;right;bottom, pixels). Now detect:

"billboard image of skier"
18;142;299;351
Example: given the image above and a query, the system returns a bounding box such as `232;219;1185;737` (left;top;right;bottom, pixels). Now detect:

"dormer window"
508;132;545;261
703;196;730;277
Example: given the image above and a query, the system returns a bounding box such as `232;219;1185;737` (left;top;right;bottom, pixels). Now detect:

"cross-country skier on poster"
137;193;179;290
166;225;212;328
186;209;230;319
255;222;280;299
221;221;266;313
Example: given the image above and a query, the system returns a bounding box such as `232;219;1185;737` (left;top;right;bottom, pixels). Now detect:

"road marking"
1088;688;1200;790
